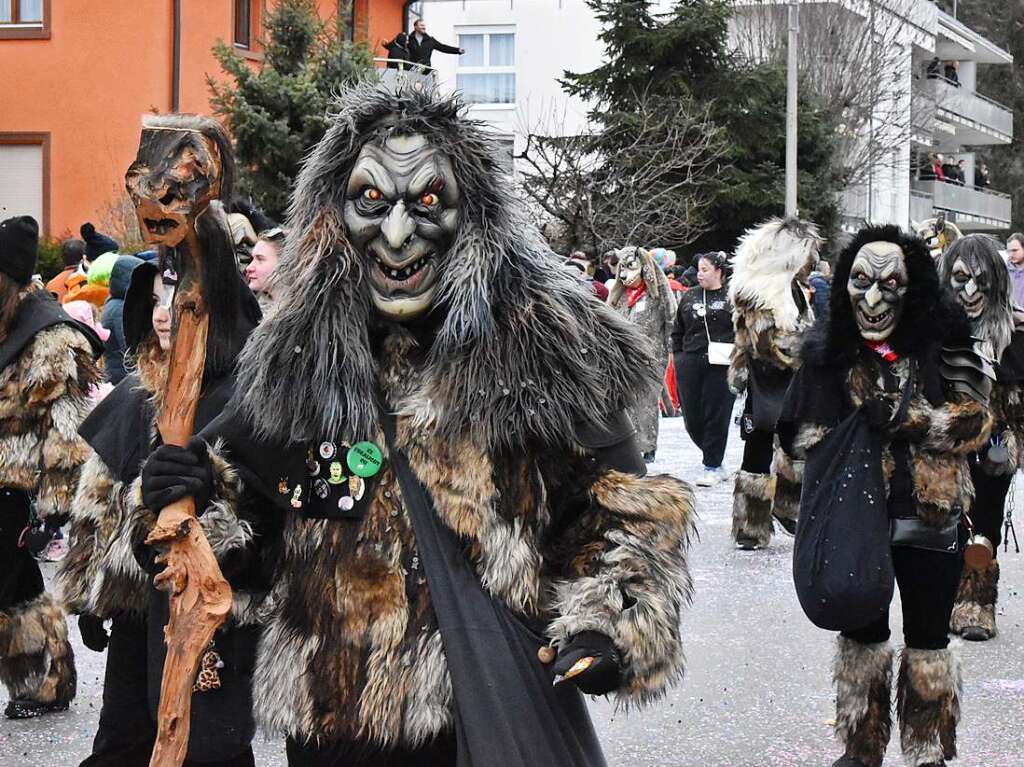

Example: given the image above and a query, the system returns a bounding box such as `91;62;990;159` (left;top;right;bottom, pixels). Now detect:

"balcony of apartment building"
910;177;1011;231
916;8;1014;148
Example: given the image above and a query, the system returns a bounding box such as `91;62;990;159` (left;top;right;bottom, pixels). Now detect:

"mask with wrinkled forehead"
847;241;908;342
342;131;460;321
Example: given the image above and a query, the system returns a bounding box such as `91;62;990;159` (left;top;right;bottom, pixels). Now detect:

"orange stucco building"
0;0;406;239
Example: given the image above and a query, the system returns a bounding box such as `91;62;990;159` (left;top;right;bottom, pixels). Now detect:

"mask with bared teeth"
342;130;460;321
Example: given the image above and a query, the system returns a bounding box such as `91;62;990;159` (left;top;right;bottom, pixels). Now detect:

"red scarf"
864;339;898;362
626;283;647;308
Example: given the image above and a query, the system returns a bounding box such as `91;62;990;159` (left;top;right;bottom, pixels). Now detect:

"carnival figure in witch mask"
777;225;993;767
607;246;675;462
157;82;696;766
940;234;1024;642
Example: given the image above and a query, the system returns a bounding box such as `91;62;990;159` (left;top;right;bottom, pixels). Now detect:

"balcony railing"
911;179;1012;227
928;77;1013;140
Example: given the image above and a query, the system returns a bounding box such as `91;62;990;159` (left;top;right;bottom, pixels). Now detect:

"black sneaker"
831;756;874;767
735;537;762;551
4;698;71;720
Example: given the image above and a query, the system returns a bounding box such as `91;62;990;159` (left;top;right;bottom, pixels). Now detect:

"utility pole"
785;1;799;216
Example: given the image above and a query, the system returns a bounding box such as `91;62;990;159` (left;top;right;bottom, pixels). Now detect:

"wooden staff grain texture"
146;226;233;767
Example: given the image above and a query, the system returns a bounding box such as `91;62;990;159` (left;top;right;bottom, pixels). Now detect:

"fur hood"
607;246;671;306
232;80;660;449
729;217;822;332
804;224;970;368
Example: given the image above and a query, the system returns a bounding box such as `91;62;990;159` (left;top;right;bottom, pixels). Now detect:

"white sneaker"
695;468;719;488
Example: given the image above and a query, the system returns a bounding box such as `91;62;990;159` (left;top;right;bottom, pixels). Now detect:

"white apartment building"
417;0;1013;233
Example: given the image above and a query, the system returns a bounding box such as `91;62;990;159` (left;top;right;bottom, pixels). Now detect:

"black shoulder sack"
792;409;894;632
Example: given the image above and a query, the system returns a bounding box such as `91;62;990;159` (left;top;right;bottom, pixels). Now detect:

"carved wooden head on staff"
125;114;235;248
124;114;248;385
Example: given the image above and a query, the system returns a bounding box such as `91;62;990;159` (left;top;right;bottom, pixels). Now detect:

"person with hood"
608;246;676;461
0;216;102;719
141;80;696;767
938;234;1024;641
101;255;144;384
728;217;821;549
58;114;270;766
777;225;992;767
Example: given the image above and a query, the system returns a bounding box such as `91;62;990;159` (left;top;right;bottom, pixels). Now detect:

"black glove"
141;437;214;514
551;630;622;696
78;613;109;653
862;398;894;431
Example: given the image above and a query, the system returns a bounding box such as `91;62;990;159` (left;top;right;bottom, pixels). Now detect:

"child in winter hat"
79;222;120;263
0;215;39;284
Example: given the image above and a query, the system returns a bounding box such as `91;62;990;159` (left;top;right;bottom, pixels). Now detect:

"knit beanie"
80;222;120;262
0;215;40;284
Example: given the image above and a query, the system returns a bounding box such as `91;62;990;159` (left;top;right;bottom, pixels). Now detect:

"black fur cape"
231;81;660;449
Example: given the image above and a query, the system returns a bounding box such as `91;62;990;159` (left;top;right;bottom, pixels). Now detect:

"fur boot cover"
833;637;893;767
0;593;76;704
771;445;802;530
897;646;961;766
950;559;999;640
732;470;774;548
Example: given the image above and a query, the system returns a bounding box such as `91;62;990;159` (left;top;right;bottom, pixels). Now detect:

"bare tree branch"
516;93;727;253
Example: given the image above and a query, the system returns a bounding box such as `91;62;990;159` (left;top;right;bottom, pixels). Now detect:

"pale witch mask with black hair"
342;131;460;321
847;241;908;342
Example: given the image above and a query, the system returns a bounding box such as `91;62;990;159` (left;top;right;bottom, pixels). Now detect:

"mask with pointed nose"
949;256;987;319
847;241;908;342
342;131;460;321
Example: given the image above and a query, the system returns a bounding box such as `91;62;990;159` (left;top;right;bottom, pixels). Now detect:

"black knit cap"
0;215;40;284
80;222;120;261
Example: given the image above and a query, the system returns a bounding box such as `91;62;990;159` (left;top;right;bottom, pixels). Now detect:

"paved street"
3;416;1024;766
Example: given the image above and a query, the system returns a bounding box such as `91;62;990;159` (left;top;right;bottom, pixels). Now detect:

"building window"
0;0;50;39
456;30;515;105
234;0;252;48
0;133;50;236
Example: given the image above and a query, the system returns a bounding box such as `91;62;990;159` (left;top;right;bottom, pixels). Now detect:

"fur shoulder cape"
232;81;660;450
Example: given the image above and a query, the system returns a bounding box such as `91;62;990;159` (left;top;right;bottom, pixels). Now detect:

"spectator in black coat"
382;33;411;68
977;162;991;189
408;19;463;68
101;255;144;384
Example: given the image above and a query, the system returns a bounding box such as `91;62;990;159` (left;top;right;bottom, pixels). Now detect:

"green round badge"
347;441;383;478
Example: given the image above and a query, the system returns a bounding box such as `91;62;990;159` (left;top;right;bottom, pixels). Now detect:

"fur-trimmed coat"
209;82;697;749
211;329;695;748
0;288;99;517
778;225;994;530
58;365;270;625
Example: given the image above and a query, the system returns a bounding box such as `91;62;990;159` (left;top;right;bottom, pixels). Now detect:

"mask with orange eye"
341;132;461;322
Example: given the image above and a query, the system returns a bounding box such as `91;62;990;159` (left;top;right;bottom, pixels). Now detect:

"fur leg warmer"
833;637;893;767
897;646;961;766
771;446;802;530
732;470;774;548
950;560;999;640
0;593;76;704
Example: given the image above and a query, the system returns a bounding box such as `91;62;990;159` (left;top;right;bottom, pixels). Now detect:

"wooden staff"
145;223;232;767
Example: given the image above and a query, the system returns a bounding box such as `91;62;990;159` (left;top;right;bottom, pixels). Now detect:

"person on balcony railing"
977;162;991;189
944;60;961;87
408;19;463;68
381;32;410;70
